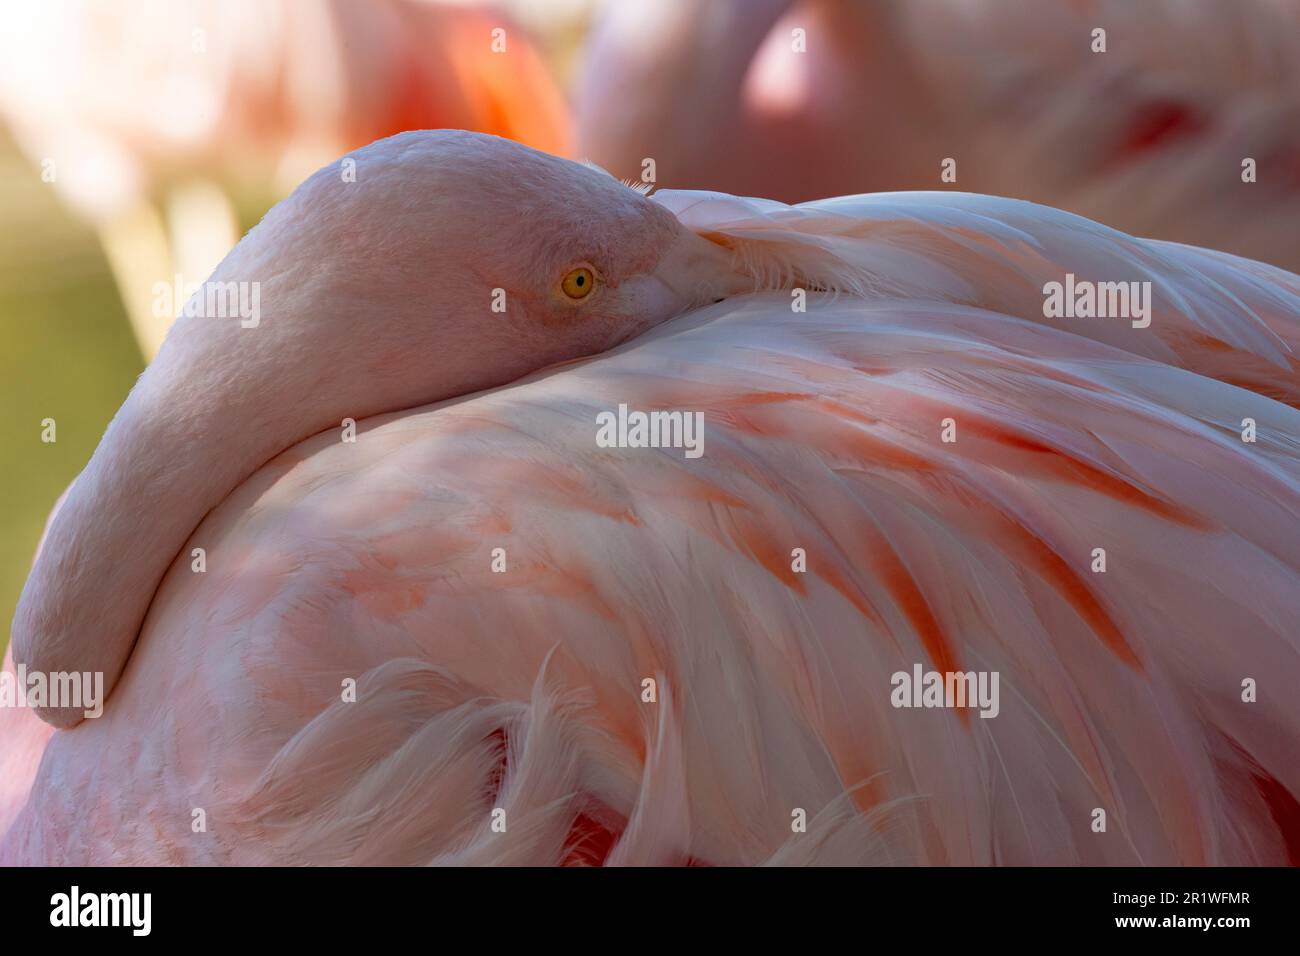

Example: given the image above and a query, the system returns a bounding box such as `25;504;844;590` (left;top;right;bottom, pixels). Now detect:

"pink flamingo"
576;0;1300;272
4;131;1299;864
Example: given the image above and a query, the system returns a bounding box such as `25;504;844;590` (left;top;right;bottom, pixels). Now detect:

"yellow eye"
560;266;596;300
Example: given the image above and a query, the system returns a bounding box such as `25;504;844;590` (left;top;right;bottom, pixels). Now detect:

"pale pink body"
4;175;1298;864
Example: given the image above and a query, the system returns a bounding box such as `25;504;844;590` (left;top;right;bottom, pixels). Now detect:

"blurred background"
2;0;1298;655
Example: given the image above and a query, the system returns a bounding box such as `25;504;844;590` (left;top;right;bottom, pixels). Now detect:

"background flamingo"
576;0;1300;271
4;132;1298;865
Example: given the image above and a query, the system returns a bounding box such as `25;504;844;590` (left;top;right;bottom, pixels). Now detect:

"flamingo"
4;130;1299;865
575;0;1300;272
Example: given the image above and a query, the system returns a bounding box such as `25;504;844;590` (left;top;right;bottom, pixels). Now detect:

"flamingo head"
214;129;745;399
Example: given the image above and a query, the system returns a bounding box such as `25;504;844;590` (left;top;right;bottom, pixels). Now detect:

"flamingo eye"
560;265;597;300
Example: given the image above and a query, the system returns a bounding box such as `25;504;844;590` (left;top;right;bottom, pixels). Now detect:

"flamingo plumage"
3;132;1299;865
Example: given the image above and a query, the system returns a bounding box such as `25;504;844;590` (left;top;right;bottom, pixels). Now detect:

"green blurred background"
0;129;145;657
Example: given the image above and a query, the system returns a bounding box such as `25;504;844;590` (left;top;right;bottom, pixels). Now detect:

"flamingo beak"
649;228;751;310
